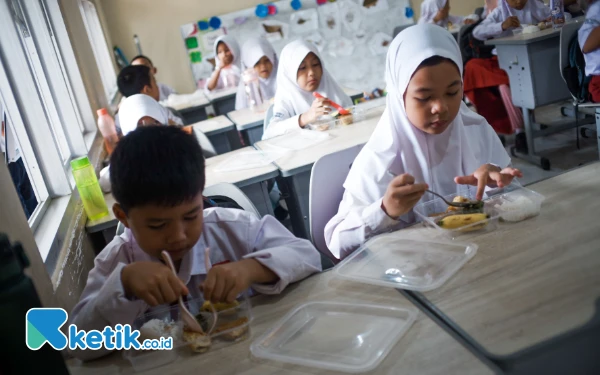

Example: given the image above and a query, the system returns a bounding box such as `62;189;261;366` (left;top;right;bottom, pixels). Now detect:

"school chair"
263;104;274;135
308;144;364;263
474;7;484;19
559;21;599;149
203;182;260;218
187;125;217;158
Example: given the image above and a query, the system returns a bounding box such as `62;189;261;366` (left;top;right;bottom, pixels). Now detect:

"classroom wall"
412;0;486;20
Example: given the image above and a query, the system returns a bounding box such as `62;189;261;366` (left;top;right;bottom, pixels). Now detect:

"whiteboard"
180;0;415;93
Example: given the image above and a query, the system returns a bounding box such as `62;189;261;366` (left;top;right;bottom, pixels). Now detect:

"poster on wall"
340;0;363;32
290;8;319;35
358;0;389;13
318;2;342;38
260;20;290;43
305;31;326;52
368;32;392;55
201;28;227;54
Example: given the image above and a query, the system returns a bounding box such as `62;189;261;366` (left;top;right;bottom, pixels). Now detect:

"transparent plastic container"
250;301;417;373
123;295;253;372
306;106;367;131
484;184;545;223
70;156;109;221
335;236;478;292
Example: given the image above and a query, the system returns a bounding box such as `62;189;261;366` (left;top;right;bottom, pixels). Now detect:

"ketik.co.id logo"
26;308;173;351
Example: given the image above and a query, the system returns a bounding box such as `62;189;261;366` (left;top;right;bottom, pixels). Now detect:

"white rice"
139;319;180;342
494;196;540;222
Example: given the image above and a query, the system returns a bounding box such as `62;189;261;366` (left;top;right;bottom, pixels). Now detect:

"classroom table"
227;105;268;146
66;262;492;375
254;101;386;239
485;20;582;170
165;94;210;125
188;115;238;154
204;147;279;217
205;87;238;116
398;162;600;374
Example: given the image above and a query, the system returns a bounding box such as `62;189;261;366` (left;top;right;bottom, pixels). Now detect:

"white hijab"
495;0;551;25
214;35;241;69
273;39;352;118
344;23;510;206
419;0;447;25
235;37;279;110
118;94;169;136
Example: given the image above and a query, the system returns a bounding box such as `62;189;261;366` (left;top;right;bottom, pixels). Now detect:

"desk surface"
205;146;279;188
227;106;269;131
188;115;234;136
67;266;491;375
85;194;118;233
205;87;238;102
485;18;584;46
255;103;386;177
164;93;210;112
414;162;600;356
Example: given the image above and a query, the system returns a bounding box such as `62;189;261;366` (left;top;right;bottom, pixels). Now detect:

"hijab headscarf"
118;94;169;136
213;35;241;68
235;37;279;110
419;0;448;24
343;23;510;207
495;0;551;24
273;39;352;119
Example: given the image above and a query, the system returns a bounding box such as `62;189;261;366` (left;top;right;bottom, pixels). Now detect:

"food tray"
306;105;366;132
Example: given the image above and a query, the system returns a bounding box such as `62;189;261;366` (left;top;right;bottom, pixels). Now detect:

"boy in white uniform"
130;54;176;102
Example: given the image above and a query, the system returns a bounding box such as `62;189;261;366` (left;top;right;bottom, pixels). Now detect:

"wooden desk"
255;103;386;238
67;268;491;375
205;87;238;116
164;93;210;124
189;116;237;154
484;19;583;170
205;147;279;217
227;106;268;146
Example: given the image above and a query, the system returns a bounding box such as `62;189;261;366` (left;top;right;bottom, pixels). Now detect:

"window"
78;0;118;102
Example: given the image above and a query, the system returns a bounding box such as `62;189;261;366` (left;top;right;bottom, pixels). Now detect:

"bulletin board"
179;0;416;92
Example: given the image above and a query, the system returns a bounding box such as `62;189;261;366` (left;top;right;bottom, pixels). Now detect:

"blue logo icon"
26;308;69;350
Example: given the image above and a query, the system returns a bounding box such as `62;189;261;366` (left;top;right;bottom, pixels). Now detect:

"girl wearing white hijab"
418;0;476;27
324;23;522;260
206;35;241;92
263;39;352;140
473;0;551;41
235;37;279;110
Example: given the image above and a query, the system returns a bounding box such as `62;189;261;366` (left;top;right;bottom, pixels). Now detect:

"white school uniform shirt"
68;208;322;361
579;1;600;76
418;0;465;27
473;0;551;41
263;40;352;140
158;82;176;102
205;35;242;94
235;37;279;110
324;24;511;260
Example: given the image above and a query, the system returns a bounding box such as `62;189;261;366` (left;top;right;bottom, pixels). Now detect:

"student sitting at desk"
130;54;177;102
235;37;278;110
325;24;523;260
465;0;551;152
263;40;352;140
579;1;600;102
205;35;241;93
116;65;183;127
418;0;477;27
70;126;322;361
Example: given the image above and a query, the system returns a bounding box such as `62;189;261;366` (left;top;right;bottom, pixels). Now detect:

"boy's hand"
502;16;521;30
382;174;428;219
121;262;189;306
300;98;331;127
454;164;523;200
201;259;277;303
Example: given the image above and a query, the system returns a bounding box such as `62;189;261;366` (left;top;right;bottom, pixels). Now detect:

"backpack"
563;34;591;103
459;19;496;65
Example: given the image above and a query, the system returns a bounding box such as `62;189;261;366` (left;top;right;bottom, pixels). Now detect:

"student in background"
116;65;183;126
419;0;477;27
579;0;600;101
130;55;177;102
465;0;550;152
263;40;351;140
325;24;522;259
206;35;241;92
69;126;322;361
235;37;279;110
565;0;588;16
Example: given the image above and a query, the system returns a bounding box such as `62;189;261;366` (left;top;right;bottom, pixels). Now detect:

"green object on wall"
190;51;202;63
185;37;199;49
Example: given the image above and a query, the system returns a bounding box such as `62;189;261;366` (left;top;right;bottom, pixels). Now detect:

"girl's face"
296;52;322;92
217;42;233;66
506;0;527;10
404;60;463;135
254;55;273;79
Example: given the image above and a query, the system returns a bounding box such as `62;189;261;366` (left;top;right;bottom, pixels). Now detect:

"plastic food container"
123;295;253;372
306;106;367;131
335;235;478;292
512;27;524;36
484;184;545;223
250;301;417;373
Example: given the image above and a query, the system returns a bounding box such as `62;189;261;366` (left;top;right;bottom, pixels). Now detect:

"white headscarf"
419;0;447;24
213;35;241;68
343;23;510;206
235;37;279;110
273;39;352;118
118;94;169;136
495;0;551;24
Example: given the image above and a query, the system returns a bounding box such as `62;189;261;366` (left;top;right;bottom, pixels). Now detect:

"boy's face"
297;52;322;92
403;60;462;135
132;57;158;76
254;55;273;79
142;74;160;101
217;42;234;66
114;193;204;263
506;0;527;10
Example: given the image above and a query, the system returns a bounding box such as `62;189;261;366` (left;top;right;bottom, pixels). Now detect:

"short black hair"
130;55;153;66
110;126;206;212
117;65;152;97
418;55;458;70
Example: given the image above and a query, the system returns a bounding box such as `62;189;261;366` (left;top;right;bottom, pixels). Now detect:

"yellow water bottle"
70;156;109;220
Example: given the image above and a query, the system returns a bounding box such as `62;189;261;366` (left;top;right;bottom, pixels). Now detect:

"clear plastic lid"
334;236;478;292
250;301;417;373
213;149;287;172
